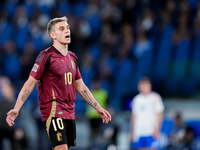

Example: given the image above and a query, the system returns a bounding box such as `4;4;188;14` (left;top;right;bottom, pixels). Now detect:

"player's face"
138;81;151;95
51;21;71;45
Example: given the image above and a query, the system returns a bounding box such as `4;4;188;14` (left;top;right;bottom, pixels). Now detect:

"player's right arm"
130;97;137;142
130;115;135;142
6;76;38;127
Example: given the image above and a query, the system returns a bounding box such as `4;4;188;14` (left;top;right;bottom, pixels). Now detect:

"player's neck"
141;91;151;96
53;43;68;56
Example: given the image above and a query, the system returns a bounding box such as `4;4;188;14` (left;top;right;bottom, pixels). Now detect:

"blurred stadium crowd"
1;0;200;150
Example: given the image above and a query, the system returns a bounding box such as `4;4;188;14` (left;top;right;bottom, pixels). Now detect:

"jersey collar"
51;46;69;57
51;46;63;55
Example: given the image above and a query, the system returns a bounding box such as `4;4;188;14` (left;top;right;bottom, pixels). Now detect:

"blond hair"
47;16;68;36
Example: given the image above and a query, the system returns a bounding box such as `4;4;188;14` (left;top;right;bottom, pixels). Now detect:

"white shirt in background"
132;91;164;142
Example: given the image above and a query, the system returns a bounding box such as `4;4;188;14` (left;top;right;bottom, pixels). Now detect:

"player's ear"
50;32;56;40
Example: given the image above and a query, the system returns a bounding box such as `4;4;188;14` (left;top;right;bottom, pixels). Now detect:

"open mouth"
65;35;70;38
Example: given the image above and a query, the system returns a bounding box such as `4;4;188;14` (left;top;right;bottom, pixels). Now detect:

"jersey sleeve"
154;93;164;113
69;51;82;80
75;67;82;80
30;51;49;80
132;97;137;115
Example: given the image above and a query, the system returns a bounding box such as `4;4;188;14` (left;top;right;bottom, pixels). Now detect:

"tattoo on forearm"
82;90;93;105
81;90;97;107
21;90;30;102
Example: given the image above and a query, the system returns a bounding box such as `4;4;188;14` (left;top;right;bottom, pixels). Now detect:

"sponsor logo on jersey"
71;60;76;70
58;111;63;114
31;64;39;72
57;132;62;141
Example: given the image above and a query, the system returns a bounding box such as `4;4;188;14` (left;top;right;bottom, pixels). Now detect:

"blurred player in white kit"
130;77;164;150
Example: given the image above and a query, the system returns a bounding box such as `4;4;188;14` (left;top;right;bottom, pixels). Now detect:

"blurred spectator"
84;0;102;40
141;8;155;32
121;23;134;49
100;24;115;46
79;18;92;40
29;12;50;52
1;40;21;85
133;31;152;58
14;128;29;150
18;86;40;150
80;52;95;88
20;42;36;83
165;0;176;15
13;5;29;52
178;126;198;150
0;9;13;46
121;0;135;24
112;43;134;110
103;107;119;147
193;2;200;34
89;107;118;150
0;76;17;150
98;45;115;97
179;0;190;15
0;44;2;76
173;13;190;45
193;14;200;34
166;112;187;149
100;0;122;31
86;78;108;145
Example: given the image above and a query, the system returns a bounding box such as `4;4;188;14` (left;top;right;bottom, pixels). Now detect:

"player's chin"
62;40;71;45
65;41;71;44
66;39;71;43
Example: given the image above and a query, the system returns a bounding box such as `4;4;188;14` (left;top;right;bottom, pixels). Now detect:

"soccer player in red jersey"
6;16;112;150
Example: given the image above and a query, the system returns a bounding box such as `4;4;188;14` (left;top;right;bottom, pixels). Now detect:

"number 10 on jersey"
65;72;72;85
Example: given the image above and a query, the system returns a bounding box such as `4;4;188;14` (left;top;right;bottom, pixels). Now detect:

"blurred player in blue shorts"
130;77;164;150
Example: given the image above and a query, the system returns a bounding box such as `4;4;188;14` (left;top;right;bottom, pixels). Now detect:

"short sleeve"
69;52;82;80
30;51;48;80
132;97;137;115
154;93;164;113
75;67;82;80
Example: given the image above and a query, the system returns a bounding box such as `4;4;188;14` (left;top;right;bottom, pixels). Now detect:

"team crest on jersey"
71;60;76;70
57;132;62;141
31;64;39;72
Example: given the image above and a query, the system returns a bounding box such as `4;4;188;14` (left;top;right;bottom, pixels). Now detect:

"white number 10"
52;118;64;131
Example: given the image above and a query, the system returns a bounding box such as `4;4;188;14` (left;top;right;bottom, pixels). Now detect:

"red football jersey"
30;46;82;121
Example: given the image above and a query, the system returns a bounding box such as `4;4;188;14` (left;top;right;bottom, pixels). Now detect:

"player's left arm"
155;112;163;138
75;78;111;124
154;94;164;139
